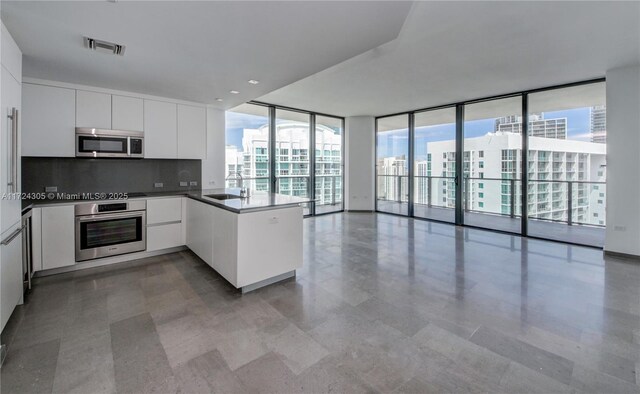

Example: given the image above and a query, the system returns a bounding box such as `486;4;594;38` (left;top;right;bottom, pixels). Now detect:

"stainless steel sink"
206;193;242;200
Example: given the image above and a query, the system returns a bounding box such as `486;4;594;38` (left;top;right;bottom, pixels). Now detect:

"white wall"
605;65;640;256
202;107;225;189
345;116;375;211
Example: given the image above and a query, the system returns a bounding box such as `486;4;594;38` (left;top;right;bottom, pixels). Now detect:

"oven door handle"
76;211;145;222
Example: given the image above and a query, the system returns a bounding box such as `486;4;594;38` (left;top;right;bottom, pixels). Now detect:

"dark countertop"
22;188;311;214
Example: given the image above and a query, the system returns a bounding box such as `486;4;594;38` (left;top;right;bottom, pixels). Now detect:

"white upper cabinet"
2;23;22;83
112;95;143;131
21;80;207;159
144;99;177;158
177;104;206;159
76;90;111;129
22;83;76;157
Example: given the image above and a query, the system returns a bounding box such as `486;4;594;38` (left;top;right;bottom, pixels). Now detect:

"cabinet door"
1;67;22;234
1;22;22;83
41;205;75;270
144;100;177;158
76;90;111;129
186;199;213;265
22;84;76;157
112;95;143;131
177;104;206;159
147;223;183;251
1;223;23;331
147;198;182;225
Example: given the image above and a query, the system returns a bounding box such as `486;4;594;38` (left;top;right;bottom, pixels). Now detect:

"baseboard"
33;246;188;277
604;250;640;261
346;209;374;213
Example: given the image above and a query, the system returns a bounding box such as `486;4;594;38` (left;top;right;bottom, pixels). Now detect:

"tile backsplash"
22;157;201;194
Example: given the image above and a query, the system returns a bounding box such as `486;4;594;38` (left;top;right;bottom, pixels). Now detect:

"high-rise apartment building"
226;122;342;205
495;114;567;139
378;113;606;226
591;106;606;143
376;155;408;202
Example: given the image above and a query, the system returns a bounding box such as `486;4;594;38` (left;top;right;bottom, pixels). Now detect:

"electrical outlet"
45;186;58;193
614;225;627;232
179;181;188;187
189;181;198;186
154;182;164;188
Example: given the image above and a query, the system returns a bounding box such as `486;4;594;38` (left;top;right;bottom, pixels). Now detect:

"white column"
605;65;640;256
345;116;375;211
202;107;226;189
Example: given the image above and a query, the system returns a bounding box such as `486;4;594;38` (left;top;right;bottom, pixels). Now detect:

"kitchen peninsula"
185;189;307;292
22;189;308;293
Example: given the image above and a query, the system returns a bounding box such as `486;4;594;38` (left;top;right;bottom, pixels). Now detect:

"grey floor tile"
234;352;299;393
0;338;60;394
110;313;175;393
357;297;430;337
470;325;575;385
173;350;249;393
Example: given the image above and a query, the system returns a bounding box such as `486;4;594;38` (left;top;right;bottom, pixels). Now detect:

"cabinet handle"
1;225;24;245
7;108;18;193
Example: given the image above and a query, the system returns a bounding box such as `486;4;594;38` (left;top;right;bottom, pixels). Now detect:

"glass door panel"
413;107;457;223
225;103;270;192
315;115;343;214
275;109;311;215
527;82;606;247
463;96;522;233
376;115;409;215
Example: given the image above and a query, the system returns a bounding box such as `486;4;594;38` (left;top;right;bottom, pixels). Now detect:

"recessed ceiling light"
248;80;260;85
230;90;240;94
215;98;223;102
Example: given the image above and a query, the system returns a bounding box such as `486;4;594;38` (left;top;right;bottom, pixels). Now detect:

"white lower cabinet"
186;198;214;265
146;197;183;252
147;223;182;251
41;205;75;270
1;222;24;331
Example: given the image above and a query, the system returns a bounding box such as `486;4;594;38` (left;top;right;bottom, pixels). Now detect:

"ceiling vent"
84;37;125;56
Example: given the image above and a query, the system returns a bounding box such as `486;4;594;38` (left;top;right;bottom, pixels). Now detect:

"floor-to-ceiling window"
374;79;605;247
526;82;606;246
275;109;311;215
413;107;457;223
376;115;409;215
225;102;344;217
315;115;344;214
224;103;270;192
463;96;523;233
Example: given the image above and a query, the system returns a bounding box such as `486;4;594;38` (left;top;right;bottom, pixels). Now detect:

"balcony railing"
376;174;606;227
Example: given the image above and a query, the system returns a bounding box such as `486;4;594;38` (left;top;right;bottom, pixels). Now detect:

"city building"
378;113;606;226
591;105;607;143
228;122;342;205
495;114;568;139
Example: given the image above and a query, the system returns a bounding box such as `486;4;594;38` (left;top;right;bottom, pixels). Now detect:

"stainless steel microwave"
76;128;144;158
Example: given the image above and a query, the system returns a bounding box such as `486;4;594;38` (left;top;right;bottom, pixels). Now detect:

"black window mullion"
455;104;464;225
521;94;529;236
408;112;415;217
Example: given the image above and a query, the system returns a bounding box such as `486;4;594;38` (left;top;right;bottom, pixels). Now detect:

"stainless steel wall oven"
75;200;146;261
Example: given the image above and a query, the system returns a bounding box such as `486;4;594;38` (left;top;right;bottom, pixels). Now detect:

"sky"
225;107;595;160
379;107;593;160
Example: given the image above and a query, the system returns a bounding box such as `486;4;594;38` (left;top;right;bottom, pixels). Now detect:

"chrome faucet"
226;171;249;198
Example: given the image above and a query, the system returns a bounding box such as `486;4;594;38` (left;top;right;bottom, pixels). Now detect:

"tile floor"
1;212;639;393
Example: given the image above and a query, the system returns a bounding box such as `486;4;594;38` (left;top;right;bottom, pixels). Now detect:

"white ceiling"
258;1;640;117
1;1;412;109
